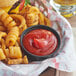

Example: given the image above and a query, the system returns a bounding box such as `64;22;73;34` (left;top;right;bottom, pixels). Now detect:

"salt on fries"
0;4;51;65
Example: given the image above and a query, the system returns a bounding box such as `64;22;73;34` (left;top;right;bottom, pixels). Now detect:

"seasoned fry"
0;45;1;48
7;55;28;65
22;56;28;64
29;6;39;13
1;39;10;58
38;12;45;25
6;27;19;46
9;46;22;59
10;14;26;28
28;20;38;27
0;32;7;41
15;41;19;47
20;4;31;15
19;24;27;35
4;46;22;59
0;9;16;29
25;13;39;27
7;58;22;65
1;39;6;51
0;21;3;25
44;16;51;27
23;4;39;14
20;4;39;27
10;14;27;35
0;26;6;31
17;37;20;46
0;5;52;65
4;49;10;58
0;48;6;60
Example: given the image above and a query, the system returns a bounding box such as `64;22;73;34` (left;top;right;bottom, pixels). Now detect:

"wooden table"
40;16;76;76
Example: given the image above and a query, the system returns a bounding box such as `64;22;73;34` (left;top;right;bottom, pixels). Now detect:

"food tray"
0;0;76;76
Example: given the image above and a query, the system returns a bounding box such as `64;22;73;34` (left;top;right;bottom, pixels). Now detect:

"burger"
0;0;28;13
0;0;19;13
0;0;19;7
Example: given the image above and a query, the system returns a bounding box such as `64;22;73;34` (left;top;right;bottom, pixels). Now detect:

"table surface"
40;16;76;76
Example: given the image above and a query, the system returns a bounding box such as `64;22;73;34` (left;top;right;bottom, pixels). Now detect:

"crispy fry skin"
7;58;22;65
23;4;39;14
15;41;19;47
0;9;16;29
9;46;22;59
0;32;7;41
4;49;10;58
19;4;31;15
26;13;39;27
0;21;3;25
20;4;39;27
0;9;29;64
44;16;52;27
10;14;27;35
1;40;22;59
0;48;6;60
0;26;6;31
17;37;20;46
3;46;22;59
1;39;6;51
0;5;52;64
38;12;45;25
7;55;28;65
20;4;51;27
19;24;27;35
6;27;19;46
25;12;39;27
28;6;39;13
22;56;28;64
10;14;26;28
1;39;10;58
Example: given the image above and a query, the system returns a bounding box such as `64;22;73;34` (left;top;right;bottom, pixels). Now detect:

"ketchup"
23;29;58;56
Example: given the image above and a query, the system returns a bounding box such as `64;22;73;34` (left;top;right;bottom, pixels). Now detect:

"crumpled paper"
0;0;76;76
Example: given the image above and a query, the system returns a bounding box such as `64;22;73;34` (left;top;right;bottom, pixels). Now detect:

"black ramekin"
20;25;61;61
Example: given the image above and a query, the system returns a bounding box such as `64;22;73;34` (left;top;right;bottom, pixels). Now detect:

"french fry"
7;58;22;65
1;39;6;51
0;9;16;29
44;16;52;27
38;12;45;25
17;37;20;46
22;56;28;64
0;48;6;60
0;32;7;41
0;26;6;31
4;49;10;58
7;55;28;65
0;21;3;25
10;14;27;35
6;27;19;46
9;46;22;59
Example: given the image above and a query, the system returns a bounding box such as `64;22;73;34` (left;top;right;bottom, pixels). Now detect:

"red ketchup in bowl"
22;29;58;56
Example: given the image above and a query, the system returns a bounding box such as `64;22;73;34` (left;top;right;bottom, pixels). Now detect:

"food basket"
0;0;76;76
